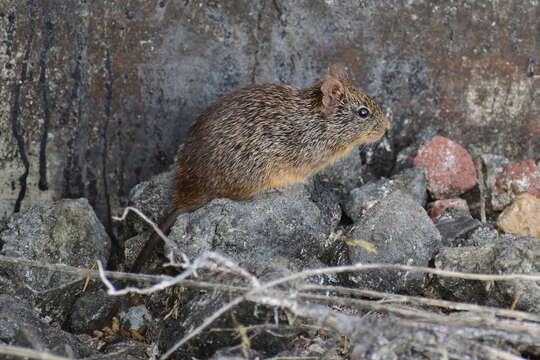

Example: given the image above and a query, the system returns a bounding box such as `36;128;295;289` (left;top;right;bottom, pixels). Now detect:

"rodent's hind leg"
175;176;213;210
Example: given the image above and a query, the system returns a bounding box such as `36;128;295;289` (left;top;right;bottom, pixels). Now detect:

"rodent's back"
176;83;303;206
175;64;390;209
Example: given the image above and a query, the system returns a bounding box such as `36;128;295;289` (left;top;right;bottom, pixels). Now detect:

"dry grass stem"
0;344;71;360
476;159;487;223
299;284;540;322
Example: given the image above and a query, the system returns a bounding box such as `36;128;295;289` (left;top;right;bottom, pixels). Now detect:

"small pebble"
433;207;481;247
497;193;540;239
413;136;477;199
118;305;153;331
491;159;540;211
430;198;469;218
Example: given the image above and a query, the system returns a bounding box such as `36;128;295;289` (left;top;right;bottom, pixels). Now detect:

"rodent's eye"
358;107;370;118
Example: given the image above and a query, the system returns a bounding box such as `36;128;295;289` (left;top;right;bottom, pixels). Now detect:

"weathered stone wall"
1;0;538;229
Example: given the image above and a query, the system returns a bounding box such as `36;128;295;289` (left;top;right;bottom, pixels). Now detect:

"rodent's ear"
321;77;344;118
329;63;347;79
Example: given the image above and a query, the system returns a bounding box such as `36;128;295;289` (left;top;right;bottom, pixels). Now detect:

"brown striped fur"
175;64;390;209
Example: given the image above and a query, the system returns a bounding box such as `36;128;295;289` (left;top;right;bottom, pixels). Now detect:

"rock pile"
1;134;539;359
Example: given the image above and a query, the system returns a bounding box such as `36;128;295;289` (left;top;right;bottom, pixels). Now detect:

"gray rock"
343;167;427;222
388;167;428;206
463;224;500;246
125;172;341;272
118;305;153;331
0;294;95;358
435;234;540;313
71;289;118;334
210;356;249;360
169;181;340;278
489;234;540;313
156;290;291;360
82;340;153;360
0;273;17;297
349;312;540;360
126;168;176;237
123;168;176;264
0;198;111;324
433;207;482;247
434;245;496;303
124;232;152;272
149;181;339;358
348;190;441;293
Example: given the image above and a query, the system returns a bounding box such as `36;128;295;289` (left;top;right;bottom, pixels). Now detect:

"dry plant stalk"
0;344;71;360
476;158;487;223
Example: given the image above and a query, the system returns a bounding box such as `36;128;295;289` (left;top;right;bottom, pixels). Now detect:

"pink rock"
491;160;540;211
430;198;469;218
413;136;477;199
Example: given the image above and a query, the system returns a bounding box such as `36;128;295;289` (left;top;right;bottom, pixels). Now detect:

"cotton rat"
131;63;390;272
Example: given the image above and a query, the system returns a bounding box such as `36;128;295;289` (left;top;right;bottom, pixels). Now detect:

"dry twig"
0;344;70;360
299;284;540;322
476;158;487;223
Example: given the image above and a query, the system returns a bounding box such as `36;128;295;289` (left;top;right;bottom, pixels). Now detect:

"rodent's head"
320;63;390;144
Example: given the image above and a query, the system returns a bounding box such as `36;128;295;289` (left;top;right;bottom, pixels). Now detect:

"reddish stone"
430;198;469;219
413;136;477;199
491;160;540;211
